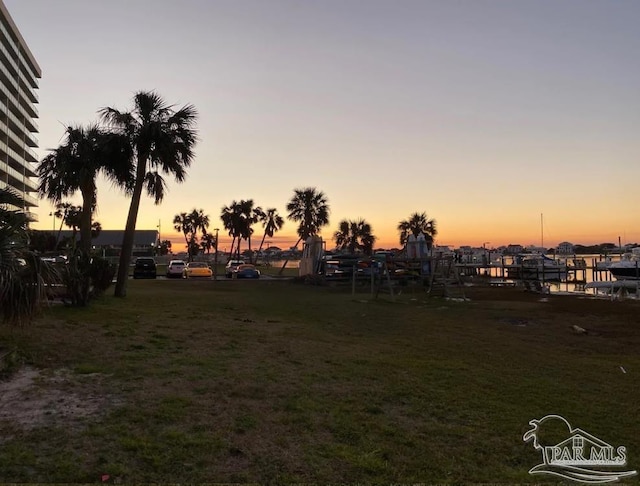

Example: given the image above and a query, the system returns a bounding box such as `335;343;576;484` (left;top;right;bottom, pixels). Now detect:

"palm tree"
238;199;261;263
286;187;330;244
173;212;193;258
158;240;172;256
200;232;216;254
91;221;102;239
100;91;198;297
221;201;242;257
174;208;210;260
0;188;54;325
281;187;329;272
63;205;82;247
334;218;376;255
53;201;73;249
397;211;438;247
37;124;132;254
189;208;210;242
255;208;284;264
221;200;257;260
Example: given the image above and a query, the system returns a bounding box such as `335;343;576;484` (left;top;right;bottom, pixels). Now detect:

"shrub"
89;256;116;296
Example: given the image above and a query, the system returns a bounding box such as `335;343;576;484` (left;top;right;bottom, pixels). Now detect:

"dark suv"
133;257;157;279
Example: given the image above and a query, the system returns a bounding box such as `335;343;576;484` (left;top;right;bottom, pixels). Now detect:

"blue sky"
7;0;640;248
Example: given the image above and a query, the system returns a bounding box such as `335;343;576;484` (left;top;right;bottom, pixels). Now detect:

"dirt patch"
0;366;119;431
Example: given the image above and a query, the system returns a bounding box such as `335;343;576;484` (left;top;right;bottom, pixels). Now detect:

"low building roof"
54;230;158;247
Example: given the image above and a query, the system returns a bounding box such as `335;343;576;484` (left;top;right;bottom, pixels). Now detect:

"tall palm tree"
37;124;132;254
0;188;54;325
238;199;261;262
221;201;241;257
286;187;330;244
282;187;329;272
176;208;210;260
255;208;284;264
100;91;198;297
397;211;438;247
221;200;257;260
189;208;210;242
173;211;193;258
334;218;376;255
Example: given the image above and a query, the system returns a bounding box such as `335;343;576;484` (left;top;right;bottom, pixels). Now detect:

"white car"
225;259;245;278
166;260;186;278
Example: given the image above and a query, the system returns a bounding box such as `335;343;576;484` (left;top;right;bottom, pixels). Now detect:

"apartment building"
0;0;40;221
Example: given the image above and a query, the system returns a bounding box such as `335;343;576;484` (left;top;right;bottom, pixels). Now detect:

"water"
484;254;636;297
259;259;300;269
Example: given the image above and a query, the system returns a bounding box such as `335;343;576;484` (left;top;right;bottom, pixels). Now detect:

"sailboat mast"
541;213;544;249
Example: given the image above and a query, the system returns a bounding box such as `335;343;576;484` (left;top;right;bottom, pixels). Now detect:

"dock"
454;257;612;284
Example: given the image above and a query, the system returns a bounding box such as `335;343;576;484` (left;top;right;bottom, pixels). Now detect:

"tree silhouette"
397;211;437;247
255;208;284;264
100;91;198;297
334;218;376;255
1;188;56;325
282;187;329;273
37;124;132;254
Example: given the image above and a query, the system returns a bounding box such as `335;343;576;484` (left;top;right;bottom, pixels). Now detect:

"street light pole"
214;228;219;280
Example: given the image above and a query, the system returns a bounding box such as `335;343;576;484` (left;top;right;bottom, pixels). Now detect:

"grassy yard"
1;280;639;483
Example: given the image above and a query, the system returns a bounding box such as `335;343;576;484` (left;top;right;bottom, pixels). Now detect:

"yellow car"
183;262;213;279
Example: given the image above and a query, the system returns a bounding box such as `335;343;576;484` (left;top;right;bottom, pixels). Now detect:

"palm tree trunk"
255;233;267;265
228;236;236;260
55;218;65;250
183;232;189;256
79;187;93;254
248;235;253;263
279;237;302;275
114;160;146;297
78;187;94;306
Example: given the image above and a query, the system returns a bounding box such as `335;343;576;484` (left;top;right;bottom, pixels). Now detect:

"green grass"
1;281;639;482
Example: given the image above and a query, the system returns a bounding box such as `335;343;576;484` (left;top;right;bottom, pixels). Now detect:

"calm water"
487;254;636;296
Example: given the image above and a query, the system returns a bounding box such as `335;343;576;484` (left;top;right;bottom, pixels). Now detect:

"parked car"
321;255;360;279
166;260;186;278
234;264;260;279
133;257;157;279
225;259;245;278
184;261;213;279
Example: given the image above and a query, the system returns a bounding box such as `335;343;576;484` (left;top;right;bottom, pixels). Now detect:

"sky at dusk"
6;0;640;250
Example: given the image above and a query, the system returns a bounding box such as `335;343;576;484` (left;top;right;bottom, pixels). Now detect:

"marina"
453;254;639;298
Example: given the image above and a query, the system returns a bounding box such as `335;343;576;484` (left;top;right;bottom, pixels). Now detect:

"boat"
507;253;568;280
608;248;640;280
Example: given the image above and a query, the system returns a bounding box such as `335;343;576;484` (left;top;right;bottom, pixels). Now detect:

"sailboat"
507;214;568;280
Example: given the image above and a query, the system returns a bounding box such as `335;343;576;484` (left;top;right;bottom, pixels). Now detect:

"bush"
89;256;116;296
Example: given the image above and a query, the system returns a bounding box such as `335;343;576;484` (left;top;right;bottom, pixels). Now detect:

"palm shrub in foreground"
59;249;118;305
88;256;117;296
0;188;56;325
